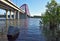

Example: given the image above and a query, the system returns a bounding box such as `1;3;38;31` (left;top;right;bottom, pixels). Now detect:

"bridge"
0;0;30;19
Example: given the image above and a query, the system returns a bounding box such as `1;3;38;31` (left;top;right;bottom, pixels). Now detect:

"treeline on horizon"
0;15;14;18
30;16;42;18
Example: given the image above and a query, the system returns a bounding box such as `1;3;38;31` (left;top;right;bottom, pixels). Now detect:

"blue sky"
10;0;49;16
10;0;60;16
0;0;60;16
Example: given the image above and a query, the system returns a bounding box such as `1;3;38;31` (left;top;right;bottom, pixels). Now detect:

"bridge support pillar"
6;10;8;19
14;11;16;19
10;10;12;19
18;12;19;20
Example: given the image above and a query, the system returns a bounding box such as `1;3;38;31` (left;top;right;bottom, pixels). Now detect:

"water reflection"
7;26;19;41
6;19;28;41
0;18;28;41
0;18;47;41
0;19;8;41
42;24;60;41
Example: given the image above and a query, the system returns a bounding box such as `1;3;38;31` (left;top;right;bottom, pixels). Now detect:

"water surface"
0;18;46;41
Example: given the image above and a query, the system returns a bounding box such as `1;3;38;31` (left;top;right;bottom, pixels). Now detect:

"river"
0;18;59;41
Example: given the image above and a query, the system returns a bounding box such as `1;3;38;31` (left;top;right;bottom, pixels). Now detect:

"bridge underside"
0;0;28;19
0;1;15;11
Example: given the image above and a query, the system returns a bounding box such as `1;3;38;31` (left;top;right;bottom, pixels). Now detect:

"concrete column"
18;11;19;19
10;10;12;19
6;10;8;19
14;11;16;19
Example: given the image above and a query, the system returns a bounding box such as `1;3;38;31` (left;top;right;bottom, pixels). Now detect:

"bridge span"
0;0;30;19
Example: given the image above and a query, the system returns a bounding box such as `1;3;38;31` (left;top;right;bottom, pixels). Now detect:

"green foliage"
42;0;60;26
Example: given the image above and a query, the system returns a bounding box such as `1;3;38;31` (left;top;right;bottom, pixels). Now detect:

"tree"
42;0;60;29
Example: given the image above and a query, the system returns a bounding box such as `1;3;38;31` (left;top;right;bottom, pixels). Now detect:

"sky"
0;0;60;16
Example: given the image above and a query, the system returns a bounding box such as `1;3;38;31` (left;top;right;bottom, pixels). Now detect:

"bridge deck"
0;0;24;13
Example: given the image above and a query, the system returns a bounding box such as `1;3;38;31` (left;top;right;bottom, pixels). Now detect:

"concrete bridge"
0;0;30;19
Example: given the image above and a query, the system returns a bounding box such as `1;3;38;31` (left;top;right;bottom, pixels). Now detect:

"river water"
0;18;60;41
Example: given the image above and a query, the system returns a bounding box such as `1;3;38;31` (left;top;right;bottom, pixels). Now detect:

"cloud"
30;13;41;16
